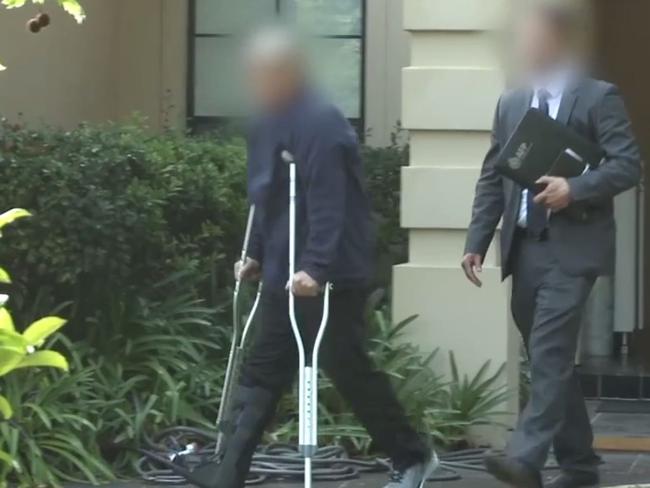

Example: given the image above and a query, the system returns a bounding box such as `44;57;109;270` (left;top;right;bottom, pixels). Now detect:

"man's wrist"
463;248;484;259
299;263;326;286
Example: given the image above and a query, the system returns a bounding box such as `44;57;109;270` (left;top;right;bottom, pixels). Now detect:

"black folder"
495;108;605;191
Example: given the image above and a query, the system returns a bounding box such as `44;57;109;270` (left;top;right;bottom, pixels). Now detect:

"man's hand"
291;271;320;297
234;258;261;282
461;254;483;287
533;176;572;211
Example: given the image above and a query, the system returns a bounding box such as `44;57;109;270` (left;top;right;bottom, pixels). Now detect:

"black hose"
135;426;489;485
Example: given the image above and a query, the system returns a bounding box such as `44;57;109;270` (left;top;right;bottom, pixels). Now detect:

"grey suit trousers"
507;233;600;474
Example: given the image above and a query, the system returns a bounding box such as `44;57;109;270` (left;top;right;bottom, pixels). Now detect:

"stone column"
393;0;518;445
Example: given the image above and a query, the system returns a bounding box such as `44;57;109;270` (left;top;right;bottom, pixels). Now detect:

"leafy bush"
445;352;510;435
0;119;406;331
0;208;78;484
5;290;510;486
362;135;409;283
0;119;248;336
0;362;113;486
1;293;509;487
0;272;224;487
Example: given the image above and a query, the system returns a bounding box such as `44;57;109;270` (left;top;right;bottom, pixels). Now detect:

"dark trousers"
508;234;599;474
239;287;429;468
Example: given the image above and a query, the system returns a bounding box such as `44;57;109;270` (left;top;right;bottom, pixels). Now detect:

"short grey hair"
242;25;306;70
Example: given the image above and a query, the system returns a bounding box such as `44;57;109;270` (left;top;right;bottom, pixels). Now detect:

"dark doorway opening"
578;0;650;399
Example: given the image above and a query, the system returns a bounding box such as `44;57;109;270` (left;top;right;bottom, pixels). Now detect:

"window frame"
186;0;367;137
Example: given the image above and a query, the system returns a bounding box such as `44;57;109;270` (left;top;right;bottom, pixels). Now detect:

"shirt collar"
532;65;576;99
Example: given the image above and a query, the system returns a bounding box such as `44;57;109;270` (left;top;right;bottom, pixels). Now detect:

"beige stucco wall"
395;0;518;445
0;0;187;130
0;0;403;142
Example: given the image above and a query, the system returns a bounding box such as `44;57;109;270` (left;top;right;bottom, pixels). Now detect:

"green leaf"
0;348;23;376
22;316;67;346
0;308;15;333
58;0;86;23
0;208;31;231
23;403;52;428
0;329;27;348
0;267;11;284
0;394;12;419
15;350;69;371
0;61;6;71
0;448;18;471
1;0;28;8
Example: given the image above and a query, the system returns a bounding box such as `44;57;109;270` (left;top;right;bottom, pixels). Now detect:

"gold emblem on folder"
508;142;532;170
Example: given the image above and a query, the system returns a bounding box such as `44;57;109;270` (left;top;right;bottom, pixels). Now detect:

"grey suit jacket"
465;77;642;279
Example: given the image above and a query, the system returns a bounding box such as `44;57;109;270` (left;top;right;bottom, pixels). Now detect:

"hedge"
0;118;407;333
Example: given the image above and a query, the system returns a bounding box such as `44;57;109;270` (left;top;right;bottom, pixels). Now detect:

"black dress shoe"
546;472;599;488
484;452;543;488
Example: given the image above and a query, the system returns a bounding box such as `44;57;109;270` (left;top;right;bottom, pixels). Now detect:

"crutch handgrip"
281;150;295;164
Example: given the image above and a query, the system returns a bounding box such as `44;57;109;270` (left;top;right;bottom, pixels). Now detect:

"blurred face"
246;58;304;113
514;11;568;75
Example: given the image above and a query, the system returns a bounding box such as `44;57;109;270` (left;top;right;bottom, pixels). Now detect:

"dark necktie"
526;89;551;236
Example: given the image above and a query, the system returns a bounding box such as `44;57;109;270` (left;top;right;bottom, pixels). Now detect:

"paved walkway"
69;401;650;487
69;451;650;488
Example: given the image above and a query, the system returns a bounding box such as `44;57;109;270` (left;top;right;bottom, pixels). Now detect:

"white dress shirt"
517;74;567;227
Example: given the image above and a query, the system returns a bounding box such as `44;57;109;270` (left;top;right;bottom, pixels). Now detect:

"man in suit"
462;4;642;488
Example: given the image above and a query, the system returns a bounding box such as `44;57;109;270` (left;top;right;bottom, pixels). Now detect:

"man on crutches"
193;28;437;488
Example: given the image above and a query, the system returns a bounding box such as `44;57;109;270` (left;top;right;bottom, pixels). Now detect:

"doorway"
578;0;650;398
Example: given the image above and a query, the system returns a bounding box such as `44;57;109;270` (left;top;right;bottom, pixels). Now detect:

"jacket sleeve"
464;97;505;258
298;119;348;285
247;210;264;264
245;128;264;264
568;85;642;202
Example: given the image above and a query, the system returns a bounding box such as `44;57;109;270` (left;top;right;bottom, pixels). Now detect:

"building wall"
0;0;187;130
0;1;118;127
0;0;403;143
395;0;518;444
364;0;410;146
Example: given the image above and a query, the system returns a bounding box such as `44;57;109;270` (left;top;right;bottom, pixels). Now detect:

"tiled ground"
595;412;650;437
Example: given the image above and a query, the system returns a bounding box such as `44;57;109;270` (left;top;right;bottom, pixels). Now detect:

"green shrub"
0;119;406;331
362;135;409;283
0;362;113;487
0;208;82;485
0;272;223;487
0;119;248;335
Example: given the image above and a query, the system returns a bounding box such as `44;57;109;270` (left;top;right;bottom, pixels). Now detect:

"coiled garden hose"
135;426;500;485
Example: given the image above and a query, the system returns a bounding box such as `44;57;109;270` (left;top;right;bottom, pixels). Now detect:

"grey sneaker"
383;451;440;488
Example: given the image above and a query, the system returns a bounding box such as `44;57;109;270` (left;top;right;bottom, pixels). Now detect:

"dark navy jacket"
246;90;374;291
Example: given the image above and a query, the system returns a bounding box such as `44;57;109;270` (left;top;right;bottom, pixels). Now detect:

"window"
188;0;366;132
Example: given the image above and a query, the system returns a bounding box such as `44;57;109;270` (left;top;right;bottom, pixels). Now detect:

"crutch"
282;150;332;488
214;205;263;456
